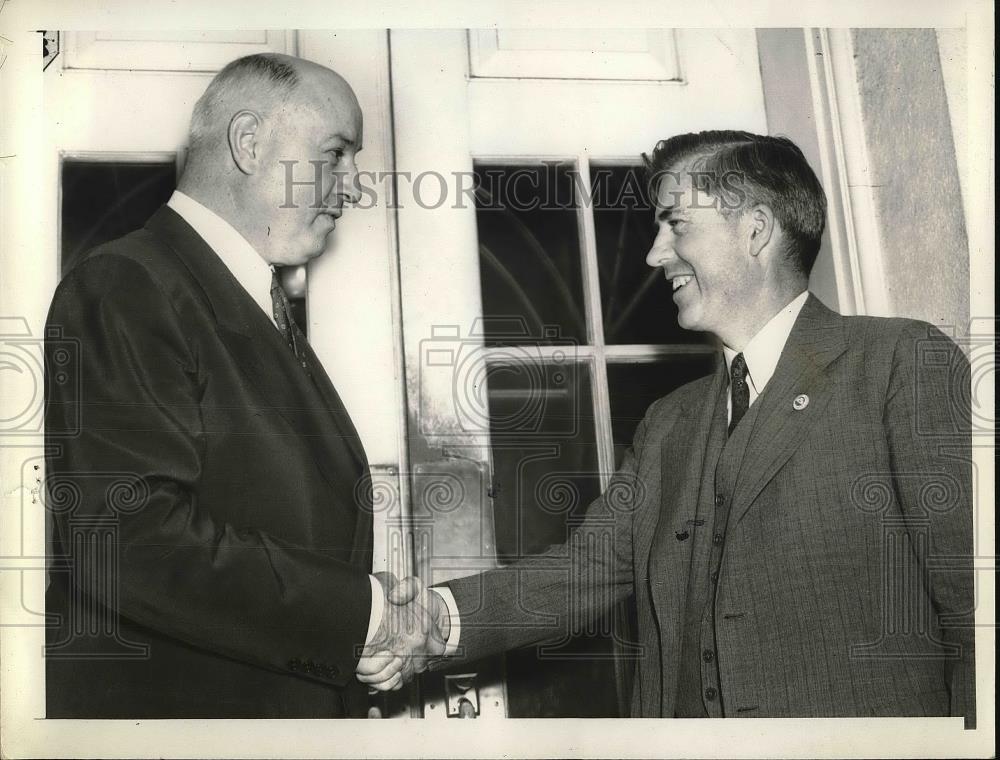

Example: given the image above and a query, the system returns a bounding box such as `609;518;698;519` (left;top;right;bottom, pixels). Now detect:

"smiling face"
645;166;761;344
253;70;363;266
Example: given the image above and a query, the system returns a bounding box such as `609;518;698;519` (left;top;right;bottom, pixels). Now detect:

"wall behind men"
756;28;970;334
851;28;969;332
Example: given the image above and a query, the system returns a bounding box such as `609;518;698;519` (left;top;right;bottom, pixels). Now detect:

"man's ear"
747;203;775;259
228;110;262;175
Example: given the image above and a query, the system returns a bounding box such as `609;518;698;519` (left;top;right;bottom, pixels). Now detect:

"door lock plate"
444;673;480;717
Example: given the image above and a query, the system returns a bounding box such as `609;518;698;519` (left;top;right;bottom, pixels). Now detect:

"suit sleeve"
884;321;976;725
442;401;659;664
45;254;370;687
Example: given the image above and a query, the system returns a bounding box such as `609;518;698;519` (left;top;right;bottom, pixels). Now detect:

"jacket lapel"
730;295;848;524
144;207;369;497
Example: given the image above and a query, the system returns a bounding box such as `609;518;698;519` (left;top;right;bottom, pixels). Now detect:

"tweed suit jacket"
445;295;975;720
44;206;375;717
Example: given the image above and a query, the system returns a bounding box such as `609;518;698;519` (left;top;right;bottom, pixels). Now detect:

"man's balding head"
179;53;363;266
186;53;356;169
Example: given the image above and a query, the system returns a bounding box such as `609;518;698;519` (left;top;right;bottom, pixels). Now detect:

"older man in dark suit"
44;53;442;718
363;131;975;724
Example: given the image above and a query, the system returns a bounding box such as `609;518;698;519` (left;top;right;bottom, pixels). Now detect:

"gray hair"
187;53;302;158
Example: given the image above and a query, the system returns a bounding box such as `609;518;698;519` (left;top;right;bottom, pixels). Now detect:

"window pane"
607;356;717;466
486;359;620;717
591;164;710;346
476;163;586;346
61;160;176;275
488;359;600;557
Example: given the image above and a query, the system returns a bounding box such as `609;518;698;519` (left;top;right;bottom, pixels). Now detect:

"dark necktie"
270;270;300;359
728;352;750;436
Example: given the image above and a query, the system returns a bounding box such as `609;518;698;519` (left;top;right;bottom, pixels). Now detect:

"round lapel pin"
792;394;809;411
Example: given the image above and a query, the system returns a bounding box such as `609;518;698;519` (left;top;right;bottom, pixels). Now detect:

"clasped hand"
356;574;451;691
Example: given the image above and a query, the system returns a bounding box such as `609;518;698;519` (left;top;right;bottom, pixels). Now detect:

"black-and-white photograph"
0;1;993;757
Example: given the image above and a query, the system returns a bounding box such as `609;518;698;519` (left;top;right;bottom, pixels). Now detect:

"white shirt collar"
166;190;276;327
723;290;809;398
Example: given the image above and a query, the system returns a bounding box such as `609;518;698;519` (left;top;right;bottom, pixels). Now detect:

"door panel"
468;29;680;81
63;30;295;71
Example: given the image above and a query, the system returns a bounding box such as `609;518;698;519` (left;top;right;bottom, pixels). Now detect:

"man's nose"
337;165;362;205
646;243;672;269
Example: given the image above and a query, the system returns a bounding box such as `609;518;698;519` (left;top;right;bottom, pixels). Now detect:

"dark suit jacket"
44;206;374;717
446;296;975;721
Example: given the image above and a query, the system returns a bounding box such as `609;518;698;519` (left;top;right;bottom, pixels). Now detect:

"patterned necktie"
270;270;299;358
728;352;750;436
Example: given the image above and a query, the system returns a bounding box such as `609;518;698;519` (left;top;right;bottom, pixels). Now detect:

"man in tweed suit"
360;131;975;723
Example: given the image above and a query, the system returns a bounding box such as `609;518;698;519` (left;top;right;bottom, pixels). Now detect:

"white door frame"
804;27;890;317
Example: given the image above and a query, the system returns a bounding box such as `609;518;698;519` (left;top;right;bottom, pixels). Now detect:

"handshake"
356;573;452;692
